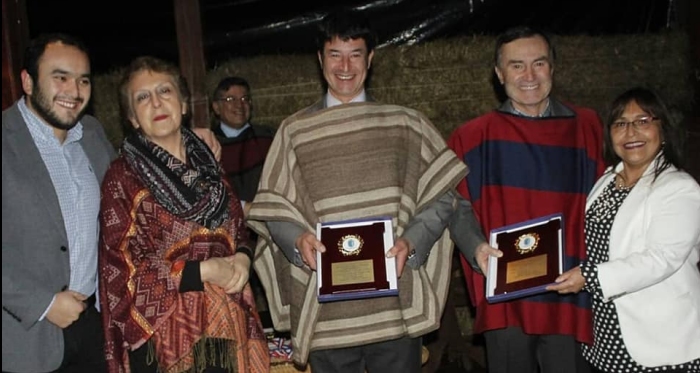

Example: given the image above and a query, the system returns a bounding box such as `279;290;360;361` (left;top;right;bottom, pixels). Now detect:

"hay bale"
92;32;693;149
91;69;124;147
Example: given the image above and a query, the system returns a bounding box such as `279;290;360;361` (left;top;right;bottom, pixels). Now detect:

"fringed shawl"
98;157;270;373
247;102;467;365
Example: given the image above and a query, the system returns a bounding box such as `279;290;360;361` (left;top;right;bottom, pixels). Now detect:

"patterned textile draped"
121;127;230;229
99;157;269;373
247;102;467;365
448;105;605;345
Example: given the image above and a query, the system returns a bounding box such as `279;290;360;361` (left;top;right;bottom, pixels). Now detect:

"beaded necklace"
589;179;631;223
615;173;639;191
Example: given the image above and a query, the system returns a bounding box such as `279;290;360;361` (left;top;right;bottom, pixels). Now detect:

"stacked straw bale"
92;32;693;148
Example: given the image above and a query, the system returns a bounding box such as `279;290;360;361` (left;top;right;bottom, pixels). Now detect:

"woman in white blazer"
548;87;700;373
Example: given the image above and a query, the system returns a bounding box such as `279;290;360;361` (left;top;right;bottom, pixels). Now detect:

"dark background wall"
4;0;698;180
25;0;683;74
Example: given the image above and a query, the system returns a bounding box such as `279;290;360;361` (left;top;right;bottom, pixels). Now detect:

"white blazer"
585;160;700;367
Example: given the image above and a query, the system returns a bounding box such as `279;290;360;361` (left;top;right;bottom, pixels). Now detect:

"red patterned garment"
448;102;605;345
98;157;270;373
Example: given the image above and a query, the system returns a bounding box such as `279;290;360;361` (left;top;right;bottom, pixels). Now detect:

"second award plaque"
485;213;564;303
316;217;398;302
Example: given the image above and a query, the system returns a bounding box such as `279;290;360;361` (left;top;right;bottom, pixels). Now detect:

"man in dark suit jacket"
2;33;115;372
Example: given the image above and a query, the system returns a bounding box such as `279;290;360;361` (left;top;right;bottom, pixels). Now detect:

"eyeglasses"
611;116;658;132
215;95;252;104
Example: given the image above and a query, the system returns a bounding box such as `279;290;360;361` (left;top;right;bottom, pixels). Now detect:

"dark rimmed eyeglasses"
611;116;658;132
215;95;252;104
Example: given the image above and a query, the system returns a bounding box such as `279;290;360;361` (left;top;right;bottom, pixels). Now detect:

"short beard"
29;83;86;131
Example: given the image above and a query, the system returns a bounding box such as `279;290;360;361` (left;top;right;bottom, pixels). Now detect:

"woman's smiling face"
610;100;663;172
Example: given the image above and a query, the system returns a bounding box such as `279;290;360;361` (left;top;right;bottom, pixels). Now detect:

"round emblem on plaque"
338;235;364;256
515;233;540;254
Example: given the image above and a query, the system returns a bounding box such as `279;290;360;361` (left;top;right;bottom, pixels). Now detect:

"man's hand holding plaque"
316;217;399;302
485;213;563;303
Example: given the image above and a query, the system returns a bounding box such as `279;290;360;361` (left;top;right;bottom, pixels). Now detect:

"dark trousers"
484;326;590;373
49;294;107;373
2;297;106;373
308;336;422;373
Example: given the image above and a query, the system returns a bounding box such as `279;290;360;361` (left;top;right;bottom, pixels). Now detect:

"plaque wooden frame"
485;213;564;303
316;217;398;303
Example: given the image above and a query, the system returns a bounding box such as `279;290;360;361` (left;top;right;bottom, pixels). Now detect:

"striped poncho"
448;102;605;345
247;102;467;365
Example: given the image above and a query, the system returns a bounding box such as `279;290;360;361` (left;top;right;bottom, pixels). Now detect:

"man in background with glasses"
211;76;276;331
211;76;276;214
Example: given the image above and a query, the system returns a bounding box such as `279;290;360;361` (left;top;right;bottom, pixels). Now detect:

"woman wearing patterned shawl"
98;56;269;373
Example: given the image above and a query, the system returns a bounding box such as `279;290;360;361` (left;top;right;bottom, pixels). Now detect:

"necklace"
589;180;631;222
616;180;636;191
615;174;638;191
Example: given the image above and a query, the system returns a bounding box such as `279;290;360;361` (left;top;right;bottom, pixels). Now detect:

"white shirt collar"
325;90;367;108
219;122;250;138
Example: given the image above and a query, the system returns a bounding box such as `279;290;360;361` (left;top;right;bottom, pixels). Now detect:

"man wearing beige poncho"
246;9;467;373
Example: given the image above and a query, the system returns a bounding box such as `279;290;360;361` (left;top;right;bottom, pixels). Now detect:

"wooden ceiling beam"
2;0;29;110
173;0;210;128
